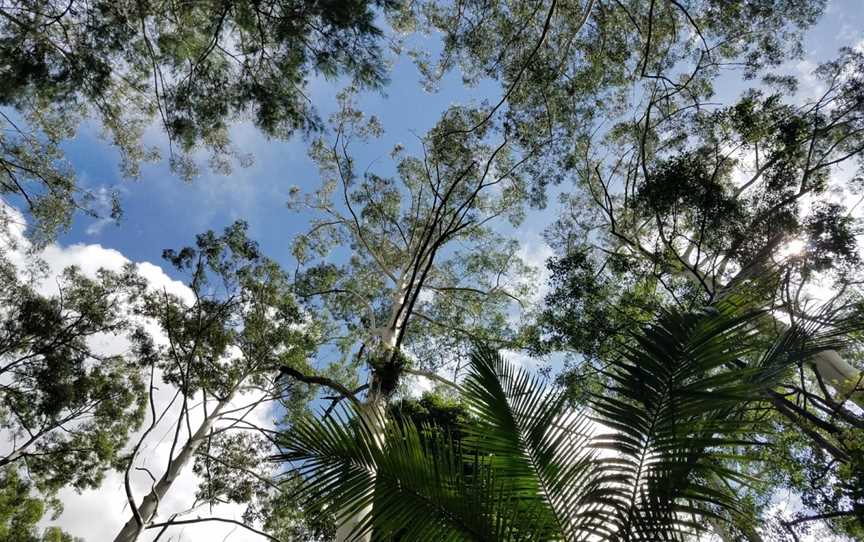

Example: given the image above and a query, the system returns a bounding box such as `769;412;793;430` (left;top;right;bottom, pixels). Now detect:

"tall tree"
283;91;535;540
287;90;536;383
536;49;864;538
0;0;399;243
113;221;320;541
540;48;864;395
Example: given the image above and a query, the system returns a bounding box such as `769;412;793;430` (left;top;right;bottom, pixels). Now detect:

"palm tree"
276;296;854;541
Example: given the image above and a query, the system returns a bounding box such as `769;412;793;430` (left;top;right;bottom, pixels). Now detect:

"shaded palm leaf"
276;294;857;541
277;401;536;542
588;293;857;541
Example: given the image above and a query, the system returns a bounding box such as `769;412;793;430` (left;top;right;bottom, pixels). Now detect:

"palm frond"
276;401;529;542
275;293;859;542
590;304;769;541
462;347;606;541
589;292;860;541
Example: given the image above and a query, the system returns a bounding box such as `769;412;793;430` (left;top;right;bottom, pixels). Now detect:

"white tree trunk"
812;350;864;408
334;400;386;542
686;263;864;409
113;397;231;542
334;287;406;542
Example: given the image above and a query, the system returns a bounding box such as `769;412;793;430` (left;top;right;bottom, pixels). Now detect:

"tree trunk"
334;399;386;542
113;397;231;542
334;288;406;542
812;350;863;408
695;260;863;409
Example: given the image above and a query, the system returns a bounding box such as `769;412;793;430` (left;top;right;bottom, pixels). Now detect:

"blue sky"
53;0;864;291
56;35;504;279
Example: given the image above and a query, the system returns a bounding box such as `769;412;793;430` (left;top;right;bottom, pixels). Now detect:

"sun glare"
780;238;807;257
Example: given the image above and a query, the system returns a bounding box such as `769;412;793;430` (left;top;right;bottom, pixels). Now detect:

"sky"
49;0;864;294
3;0;864;540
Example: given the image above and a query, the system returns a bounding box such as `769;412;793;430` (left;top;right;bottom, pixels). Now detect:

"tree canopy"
532;47;864;540
0;0;398;242
0;0;862;541
0;250;148;493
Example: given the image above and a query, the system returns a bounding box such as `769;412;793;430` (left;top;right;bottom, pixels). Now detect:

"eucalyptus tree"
279;292;857;541
535;49;864;538
113;221;320;542
0;249;149;495
399;0;827;205
0;0;399;244
539;48;864;394
287;90;534;386
284;91;534;540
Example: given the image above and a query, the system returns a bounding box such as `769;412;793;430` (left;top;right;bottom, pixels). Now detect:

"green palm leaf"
588;293;857;541
461;347;606;541
277;401;534;542
589;304;771;540
275;293;857;541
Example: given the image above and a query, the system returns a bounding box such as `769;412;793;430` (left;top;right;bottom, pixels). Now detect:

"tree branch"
146;516;284;542
278;366;361;407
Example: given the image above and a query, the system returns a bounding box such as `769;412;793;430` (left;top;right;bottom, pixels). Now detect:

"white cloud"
500;348;543;370
81;186;123;237
1;201;271;541
793;58;826;102
518;234;555;302
398;372;436;398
